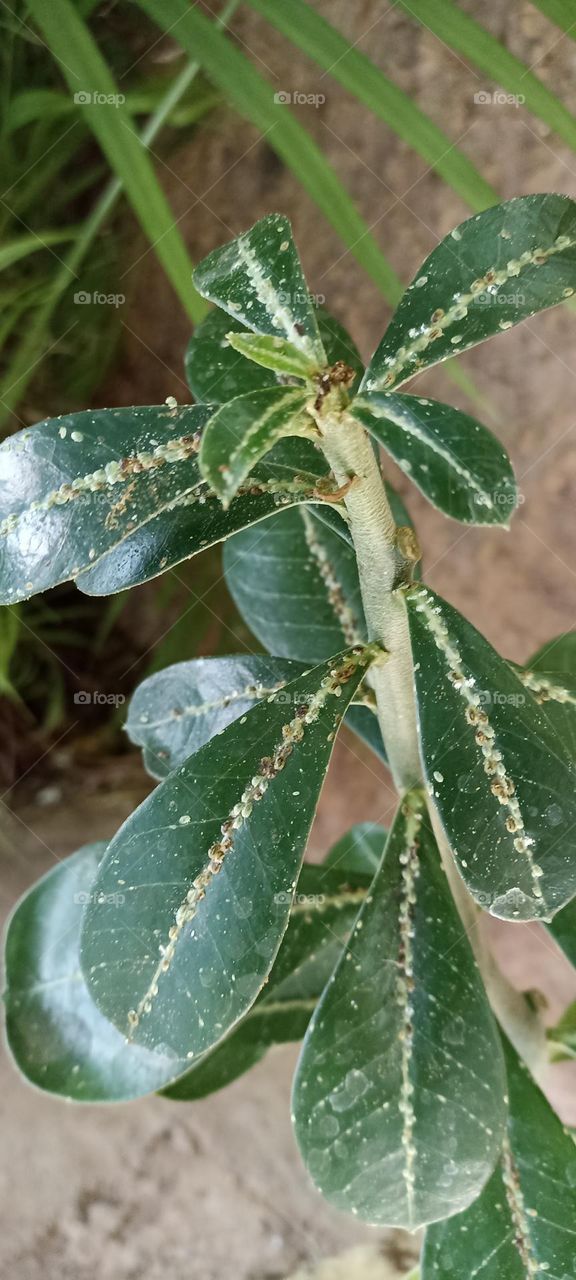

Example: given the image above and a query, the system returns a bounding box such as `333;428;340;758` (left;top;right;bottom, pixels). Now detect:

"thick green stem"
316;398;546;1071
319;407;421;791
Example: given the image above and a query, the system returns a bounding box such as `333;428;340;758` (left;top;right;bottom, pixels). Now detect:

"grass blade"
246;0;496;211
397;0;576;153
26;0;204;322
531;0;576;36
136;0;404;302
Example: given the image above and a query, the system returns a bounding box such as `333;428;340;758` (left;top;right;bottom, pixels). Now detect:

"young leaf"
185;307;277;404
362;194;576;393
293;791;507;1230
405;585;576;920
224;505;365;663
199;386;312;507
225;332;320;380
193;214;326;366
126;655;306;780
352;392;517;525
81;647;376;1059
0;409;331;601
422;1038;576;1278
323;822;387;875
4;843;194;1102
185;306;364;406
163;863;370;1101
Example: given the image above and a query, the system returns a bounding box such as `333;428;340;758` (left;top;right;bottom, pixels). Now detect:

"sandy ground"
2;1;576;1275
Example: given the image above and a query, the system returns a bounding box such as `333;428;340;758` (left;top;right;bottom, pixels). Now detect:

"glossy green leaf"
185;308;277;403
199;387;312;507
532;0;576;36
163;863;370;1100
81;647;375;1059
343;704;388;766
0;405;211;603
246;0;496;211
519;633;576;785
4;843;193;1101
193;214;326;366
323;822;387;875
185;305;364;406
293;791;507;1230
547;893;576;970
362;195;576;393
225;332;320;379
406;585;576;920
423;1038;576;1278
0;407;329;600
224;506;365;663
126;655;306;780
352;392;517;525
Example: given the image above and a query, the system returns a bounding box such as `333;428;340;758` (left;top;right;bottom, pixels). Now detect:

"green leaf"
343;704;388;766
224;505;365;663
225;332;321;379
323;822;387;875
199;386;312;507
27;0;205;323
422;1037;576;1278
0;405;209;602
293;790;507;1230
405;584;576;920
185;307;277;403
80;647;375;1059
362;195;576;393
193;214;326;365
162;863;370;1100
547;999;576;1061
353;392;517;525
397;0;576;162
246;0;496;212
519;633;576;777
185;305;364;405
0;407;333;602
126;655;306;780
4;843;194;1101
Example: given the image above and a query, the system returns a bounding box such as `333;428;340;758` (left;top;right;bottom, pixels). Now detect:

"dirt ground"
2;1;576;1276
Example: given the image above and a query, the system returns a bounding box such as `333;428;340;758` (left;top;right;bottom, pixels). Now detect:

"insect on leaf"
199;386;312;507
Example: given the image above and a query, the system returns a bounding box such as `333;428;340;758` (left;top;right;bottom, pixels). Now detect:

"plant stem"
318;406;421;792
317;399;547;1071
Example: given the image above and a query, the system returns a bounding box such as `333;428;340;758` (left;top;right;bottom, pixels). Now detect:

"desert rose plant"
3;195;576;1276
